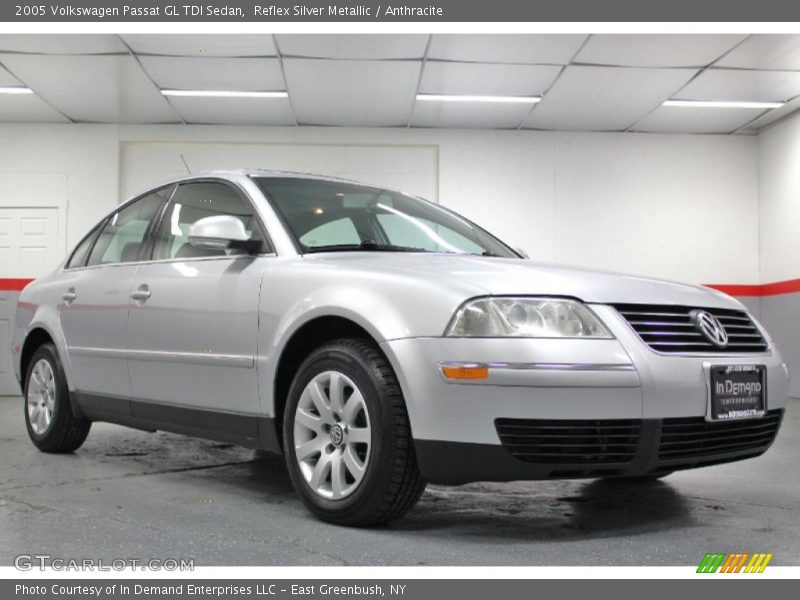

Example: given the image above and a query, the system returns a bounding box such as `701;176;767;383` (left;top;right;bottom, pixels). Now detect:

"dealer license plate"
709;364;766;421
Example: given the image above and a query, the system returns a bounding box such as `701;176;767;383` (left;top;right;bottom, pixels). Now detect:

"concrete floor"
1;395;797;566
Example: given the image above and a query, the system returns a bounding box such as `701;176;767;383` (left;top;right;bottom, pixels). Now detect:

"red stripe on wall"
2;277;800;296
705;283;764;297
0;278;35;292
706;279;800;297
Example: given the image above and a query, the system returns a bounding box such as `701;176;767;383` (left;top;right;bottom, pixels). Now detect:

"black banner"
3;0;800;22
4;580;800;600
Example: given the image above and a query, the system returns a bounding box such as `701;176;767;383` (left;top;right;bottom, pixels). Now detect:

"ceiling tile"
167;96;295;125
428;34;587;64
676;69;800;102
715;34;800;70
122;35;276;57
633;105;764;133
276;34;428;59
0;34;126;55
575;34;746;68
0;94;69;123
420;62;561;96
523;66;697;131
735;96;800;132
410;101;532;129
140;57;285;91
0;63;21;86
283;59;420;126
0;54;179;123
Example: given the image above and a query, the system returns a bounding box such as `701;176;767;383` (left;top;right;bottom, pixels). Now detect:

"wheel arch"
19;323;84;420
271;314;403;449
19;327;55;392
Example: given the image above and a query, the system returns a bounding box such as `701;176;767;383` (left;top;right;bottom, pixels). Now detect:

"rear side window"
65;223;102;269
153;181;265;260
86;189;168;267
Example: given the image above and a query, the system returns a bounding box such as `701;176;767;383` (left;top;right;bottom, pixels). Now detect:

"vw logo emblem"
690;310;729;347
330;423;344;446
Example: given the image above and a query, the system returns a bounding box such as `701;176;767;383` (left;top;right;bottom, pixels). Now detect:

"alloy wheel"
27;358;56;435
293;370;372;500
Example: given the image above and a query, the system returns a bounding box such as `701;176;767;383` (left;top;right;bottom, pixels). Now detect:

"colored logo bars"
697;552;773;573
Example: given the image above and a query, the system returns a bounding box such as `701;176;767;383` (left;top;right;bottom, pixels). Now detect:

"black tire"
282;338;426;526
24;343;90;453
604;471;673;483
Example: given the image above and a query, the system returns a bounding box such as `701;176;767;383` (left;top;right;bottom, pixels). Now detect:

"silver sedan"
11;171;790;526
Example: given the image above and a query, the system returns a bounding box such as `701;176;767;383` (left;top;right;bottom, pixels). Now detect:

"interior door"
0;207;60;395
126;181;267;428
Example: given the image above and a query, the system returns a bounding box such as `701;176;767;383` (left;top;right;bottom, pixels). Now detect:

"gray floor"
1;395;797;566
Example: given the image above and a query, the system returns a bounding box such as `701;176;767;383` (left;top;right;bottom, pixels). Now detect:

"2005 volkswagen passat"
12;171;790;526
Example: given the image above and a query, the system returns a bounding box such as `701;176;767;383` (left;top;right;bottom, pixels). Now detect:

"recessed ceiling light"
416;94;541;104
161;90;288;99
0;87;33;95
663;100;784;109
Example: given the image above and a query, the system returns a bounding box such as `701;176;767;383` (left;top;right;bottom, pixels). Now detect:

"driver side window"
153;182;264;261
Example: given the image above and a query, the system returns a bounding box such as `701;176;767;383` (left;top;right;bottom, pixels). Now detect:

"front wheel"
24;343;91;453
283;338;425;526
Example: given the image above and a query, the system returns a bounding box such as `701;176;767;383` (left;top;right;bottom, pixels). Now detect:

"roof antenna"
179;153;192;174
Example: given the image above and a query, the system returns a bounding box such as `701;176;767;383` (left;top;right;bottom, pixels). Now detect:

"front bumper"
380;304;790;484
414;410;784;484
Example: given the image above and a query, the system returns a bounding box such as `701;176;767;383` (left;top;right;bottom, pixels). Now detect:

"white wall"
756;112;800;395
0;124;119;260
118;140;439;202
759;111;800;283
0;123;761;285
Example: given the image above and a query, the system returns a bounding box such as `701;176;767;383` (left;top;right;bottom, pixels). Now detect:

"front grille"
495;418;641;464
658;410;783;461
613;303;769;354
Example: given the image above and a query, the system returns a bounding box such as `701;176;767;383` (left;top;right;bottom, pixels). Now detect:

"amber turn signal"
440;364;489;380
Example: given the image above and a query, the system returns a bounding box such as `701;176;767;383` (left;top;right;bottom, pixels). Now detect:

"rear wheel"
283;338;425;526
24;343;90;453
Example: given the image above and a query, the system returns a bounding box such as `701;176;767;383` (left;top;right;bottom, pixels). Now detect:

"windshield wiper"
304;240;429;254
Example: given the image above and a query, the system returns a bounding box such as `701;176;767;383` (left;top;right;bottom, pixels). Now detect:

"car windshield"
255;177;518;257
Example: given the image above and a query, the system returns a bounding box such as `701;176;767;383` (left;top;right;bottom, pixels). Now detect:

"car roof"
172;169;366;185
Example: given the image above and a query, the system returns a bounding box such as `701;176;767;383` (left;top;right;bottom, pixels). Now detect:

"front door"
126;181;268;438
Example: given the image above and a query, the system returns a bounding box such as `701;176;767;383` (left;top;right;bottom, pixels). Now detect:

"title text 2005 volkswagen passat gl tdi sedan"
11;171;789;525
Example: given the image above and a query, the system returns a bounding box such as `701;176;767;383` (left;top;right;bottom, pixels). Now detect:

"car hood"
305;252;741;310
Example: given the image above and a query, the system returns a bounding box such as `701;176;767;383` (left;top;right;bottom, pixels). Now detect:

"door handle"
61;288;76;303
130;285;151;302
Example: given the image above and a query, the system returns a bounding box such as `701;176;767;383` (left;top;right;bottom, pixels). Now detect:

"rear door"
126;180;269;441
57;188;170;414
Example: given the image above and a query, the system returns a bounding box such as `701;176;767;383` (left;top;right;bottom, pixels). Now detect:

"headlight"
446;297;613;338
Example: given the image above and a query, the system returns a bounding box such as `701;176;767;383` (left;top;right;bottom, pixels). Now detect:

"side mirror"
515;246;530;259
188;215;260;254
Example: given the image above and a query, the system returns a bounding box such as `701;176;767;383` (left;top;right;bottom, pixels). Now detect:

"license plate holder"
708;364;766;421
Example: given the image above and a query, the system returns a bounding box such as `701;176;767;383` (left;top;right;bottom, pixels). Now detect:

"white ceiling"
0;34;799;134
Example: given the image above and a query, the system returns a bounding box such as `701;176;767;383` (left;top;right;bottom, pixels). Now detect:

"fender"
258;284;418;418
18;315;85;421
